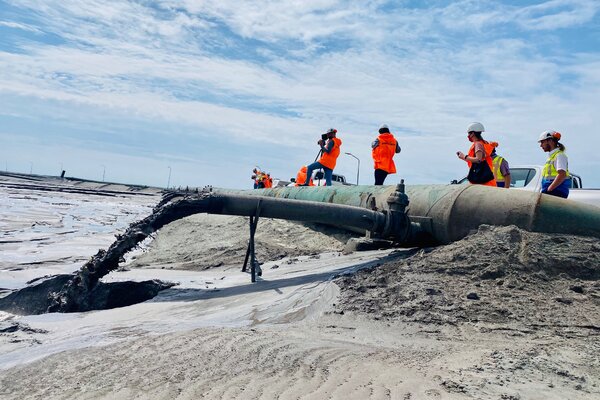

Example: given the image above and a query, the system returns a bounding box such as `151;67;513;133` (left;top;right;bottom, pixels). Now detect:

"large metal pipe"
216;184;600;244
44;189;407;312
212;193;388;235
405;184;600;243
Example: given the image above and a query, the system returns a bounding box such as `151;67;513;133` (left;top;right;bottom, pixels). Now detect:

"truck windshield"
510;168;536;188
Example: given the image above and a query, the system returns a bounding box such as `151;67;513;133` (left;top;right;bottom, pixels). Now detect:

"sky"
1;0;599;189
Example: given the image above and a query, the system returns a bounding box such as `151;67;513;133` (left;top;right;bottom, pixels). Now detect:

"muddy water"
0;175;160;288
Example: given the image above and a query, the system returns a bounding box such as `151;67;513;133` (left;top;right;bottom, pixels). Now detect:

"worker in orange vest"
264;173;273;188
371;124;401;185
252;168;270;189
301;128;342;186
295;165;315;186
456;122;497;187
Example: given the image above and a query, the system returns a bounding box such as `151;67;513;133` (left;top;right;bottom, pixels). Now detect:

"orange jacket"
318;137;342;170
263;175;273;188
372;133;398;174
295;166;314;186
467;141;497;187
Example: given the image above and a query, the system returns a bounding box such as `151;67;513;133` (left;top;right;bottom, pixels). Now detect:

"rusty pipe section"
216;184;600;244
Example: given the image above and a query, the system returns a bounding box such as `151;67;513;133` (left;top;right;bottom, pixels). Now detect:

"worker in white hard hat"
538;130;570;198
456;122;497;187
371;124;401;185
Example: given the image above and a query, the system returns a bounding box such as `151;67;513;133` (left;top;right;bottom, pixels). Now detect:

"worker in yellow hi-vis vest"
538;130;570;198
490;143;511;188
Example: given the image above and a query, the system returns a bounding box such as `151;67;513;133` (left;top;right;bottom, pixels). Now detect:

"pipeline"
216;183;600;244
46;182;600;312
47;187;412;312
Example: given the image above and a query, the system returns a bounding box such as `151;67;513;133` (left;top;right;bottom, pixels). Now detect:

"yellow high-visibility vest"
542;150;570;180
492;156;505;183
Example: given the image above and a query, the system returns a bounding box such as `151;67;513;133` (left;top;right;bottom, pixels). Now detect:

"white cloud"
437;0;599;31
0;20;42;33
1;0;600;187
515;0;600;30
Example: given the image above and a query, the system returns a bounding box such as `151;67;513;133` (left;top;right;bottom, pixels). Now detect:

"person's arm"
472;143;485;163
504;173;511;188
465;147;484;163
371;139;380;149
547;153;568;191
460;143;484;163
501;160;510;188
322;139;334;153
395;142;401;153
547;170;567;191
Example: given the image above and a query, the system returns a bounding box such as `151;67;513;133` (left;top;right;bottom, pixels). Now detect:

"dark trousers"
305;162;333;186
374;169;389;185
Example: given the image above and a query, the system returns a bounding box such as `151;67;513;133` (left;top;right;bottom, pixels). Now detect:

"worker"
490;143;511;188
264;173;273;188
371;124;401;185
253;168;268;189
251;168;260;189
302;128;342;187
538;130;570;198
295;165;314;186
456;122;497;187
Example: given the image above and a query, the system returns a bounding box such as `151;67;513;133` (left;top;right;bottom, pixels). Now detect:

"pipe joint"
387;179;410;212
381;180;412;242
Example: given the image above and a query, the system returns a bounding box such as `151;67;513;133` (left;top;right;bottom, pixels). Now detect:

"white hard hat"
379;124;389;130
467;122;485;133
538;130;561;142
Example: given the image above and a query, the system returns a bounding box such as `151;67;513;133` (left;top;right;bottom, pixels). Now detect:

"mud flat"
1;176;599;399
0;173;161;277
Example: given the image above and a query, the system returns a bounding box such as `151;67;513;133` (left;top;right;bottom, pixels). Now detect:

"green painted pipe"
217;184;600;244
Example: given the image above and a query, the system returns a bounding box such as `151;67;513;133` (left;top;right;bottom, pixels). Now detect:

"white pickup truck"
453;165;600;208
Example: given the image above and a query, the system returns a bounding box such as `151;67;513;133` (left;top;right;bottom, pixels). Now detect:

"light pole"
101;165;106;182
345;152;360;185
167;166;171;189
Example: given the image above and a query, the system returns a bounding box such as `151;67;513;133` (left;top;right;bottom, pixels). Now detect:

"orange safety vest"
264;176;273;188
318;137;342;170
372;133;397;174
467;141;497;187
295;166;314;186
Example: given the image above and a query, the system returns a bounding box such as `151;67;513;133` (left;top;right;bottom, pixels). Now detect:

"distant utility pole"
101;165;106;182
29;161;33;175
167;166;172;189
